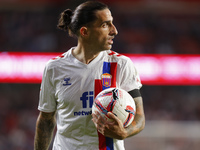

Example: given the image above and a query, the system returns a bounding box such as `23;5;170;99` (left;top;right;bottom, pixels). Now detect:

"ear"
79;26;88;37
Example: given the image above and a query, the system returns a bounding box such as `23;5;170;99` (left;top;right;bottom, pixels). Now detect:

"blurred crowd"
0;84;39;150
0;6;200;54
142;85;200;121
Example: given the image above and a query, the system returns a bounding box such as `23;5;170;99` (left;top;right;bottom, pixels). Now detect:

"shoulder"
45;50;71;70
104;50;132;66
105;50;130;61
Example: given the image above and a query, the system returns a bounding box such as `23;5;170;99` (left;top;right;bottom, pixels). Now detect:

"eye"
102;23;108;28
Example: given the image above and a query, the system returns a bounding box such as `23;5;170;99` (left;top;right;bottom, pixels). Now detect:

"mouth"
108;37;114;45
108;39;113;45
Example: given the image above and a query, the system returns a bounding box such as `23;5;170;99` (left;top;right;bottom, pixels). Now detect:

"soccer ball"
92;88;136;127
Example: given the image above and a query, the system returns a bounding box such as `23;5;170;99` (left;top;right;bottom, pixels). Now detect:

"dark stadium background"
0;0;200;149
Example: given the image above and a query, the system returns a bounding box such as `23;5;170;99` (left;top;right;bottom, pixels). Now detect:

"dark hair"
57;1;108;37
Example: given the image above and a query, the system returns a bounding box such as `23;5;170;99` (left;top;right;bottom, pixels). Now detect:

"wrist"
121;127;128;140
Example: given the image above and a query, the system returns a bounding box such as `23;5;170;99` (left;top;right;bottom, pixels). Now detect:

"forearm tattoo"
34;113;56;150
126;97;145;137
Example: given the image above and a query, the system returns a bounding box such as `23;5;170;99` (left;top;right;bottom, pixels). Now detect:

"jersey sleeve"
119;57;142;92
38;63;57;112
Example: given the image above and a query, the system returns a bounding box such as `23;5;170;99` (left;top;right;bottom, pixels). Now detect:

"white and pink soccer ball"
92;88;136;127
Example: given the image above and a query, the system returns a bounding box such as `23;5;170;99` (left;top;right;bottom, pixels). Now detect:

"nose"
110;23;118;36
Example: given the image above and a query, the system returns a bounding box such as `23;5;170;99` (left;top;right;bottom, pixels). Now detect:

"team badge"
101;73;112;87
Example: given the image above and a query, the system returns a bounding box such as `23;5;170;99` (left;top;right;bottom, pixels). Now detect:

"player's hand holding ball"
92;88;136;139
92;110;127;140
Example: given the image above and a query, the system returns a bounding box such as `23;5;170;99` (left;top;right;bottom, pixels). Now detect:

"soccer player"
34;1;145;150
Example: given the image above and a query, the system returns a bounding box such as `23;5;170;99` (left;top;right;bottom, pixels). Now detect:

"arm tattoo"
125;96;145;137
34;112;56;150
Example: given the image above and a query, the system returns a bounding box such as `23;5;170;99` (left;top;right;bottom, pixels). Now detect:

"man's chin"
99;44;112;51
105;45;112;50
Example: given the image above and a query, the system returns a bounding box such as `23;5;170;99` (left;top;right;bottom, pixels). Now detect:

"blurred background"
0;0;200;150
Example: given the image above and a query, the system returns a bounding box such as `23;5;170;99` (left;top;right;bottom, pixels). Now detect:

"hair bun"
63;9;73;26
57;9;73;31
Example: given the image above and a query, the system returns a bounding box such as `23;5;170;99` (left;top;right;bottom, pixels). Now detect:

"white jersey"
38;47;142;150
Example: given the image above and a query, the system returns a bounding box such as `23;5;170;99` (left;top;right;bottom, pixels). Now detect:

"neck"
72;43;100;64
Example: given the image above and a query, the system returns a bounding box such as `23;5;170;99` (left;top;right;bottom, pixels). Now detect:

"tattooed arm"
124;96;145;137
34;111;56;150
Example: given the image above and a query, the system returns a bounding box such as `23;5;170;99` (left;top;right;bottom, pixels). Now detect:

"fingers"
92;111;127;139
92;111;104;126
107;112;121;125
92;111;106;134
91;111;97;123
107;112;117;120
92;111;117;126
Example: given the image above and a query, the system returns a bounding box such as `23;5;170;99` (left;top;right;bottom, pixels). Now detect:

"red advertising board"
0;52;200;85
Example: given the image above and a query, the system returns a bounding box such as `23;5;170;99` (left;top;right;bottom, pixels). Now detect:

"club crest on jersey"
101;73;112;87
